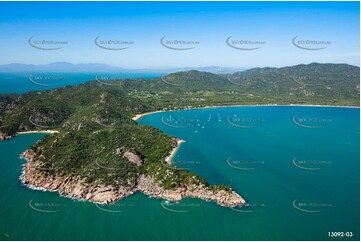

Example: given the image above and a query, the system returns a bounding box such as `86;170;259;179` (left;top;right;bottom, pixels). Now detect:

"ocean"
0;72;161;94
0;105;359;240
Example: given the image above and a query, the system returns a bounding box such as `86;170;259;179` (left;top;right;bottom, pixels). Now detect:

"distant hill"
131;63;359;106
0;62;245;74
161;66;245;74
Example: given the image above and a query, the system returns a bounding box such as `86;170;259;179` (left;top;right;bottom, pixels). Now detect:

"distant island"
0;63;359;207
0;62;244;74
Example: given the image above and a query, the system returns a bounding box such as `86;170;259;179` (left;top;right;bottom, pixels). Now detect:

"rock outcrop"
123;151;143;166
0;132;14;140
21;149;246;207
137;175;246;206
21;149;134;204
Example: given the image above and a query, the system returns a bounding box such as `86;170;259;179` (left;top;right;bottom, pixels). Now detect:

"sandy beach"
164;139;185;165
17;130;60;135
132;111;165;121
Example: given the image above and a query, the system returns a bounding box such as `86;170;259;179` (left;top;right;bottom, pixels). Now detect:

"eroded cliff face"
21;149;246;207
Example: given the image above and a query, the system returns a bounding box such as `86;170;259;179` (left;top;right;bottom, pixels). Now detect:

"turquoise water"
0;106;359;240
0;72;161;94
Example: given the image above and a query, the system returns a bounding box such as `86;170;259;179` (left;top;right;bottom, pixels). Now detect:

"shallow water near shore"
0;106;359;240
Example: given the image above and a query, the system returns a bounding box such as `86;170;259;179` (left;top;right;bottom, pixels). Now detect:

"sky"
0;1;359;68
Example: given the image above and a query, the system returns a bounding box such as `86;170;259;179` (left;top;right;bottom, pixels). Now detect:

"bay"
0;106;359;240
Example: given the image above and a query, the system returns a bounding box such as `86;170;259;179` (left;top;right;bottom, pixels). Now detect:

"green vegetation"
0;63;359;192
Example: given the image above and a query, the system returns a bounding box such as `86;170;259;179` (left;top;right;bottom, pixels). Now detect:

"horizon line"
0;61;359;70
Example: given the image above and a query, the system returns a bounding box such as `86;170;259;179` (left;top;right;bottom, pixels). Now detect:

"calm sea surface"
0;72;161;94
0;106;359;240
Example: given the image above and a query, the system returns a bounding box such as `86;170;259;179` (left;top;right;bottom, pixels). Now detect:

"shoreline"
164;139;185;165
17;130;59;135
132;111;165;121
20;149;246;207
0;130;60;140
132;103;360;121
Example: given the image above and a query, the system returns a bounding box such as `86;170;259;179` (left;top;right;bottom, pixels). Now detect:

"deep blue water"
0;72;161;94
